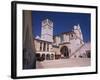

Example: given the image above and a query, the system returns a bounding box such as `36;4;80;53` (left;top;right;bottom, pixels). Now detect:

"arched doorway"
60;46;69;58
46;54;50;60
51;54;54;60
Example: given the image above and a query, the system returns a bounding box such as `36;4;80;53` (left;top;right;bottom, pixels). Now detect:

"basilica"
34;19;91;61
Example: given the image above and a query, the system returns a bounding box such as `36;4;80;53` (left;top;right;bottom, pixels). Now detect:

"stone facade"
34;19;91;61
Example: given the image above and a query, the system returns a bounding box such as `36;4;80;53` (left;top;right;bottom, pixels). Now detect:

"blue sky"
32;11;91;42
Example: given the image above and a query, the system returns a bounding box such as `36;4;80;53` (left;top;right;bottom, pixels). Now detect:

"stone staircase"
69;44;85;58
69;35;85;58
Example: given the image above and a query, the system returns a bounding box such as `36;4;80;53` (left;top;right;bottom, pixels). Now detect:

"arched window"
47;44;49;51
70;33;74;40
41;54;45;60
43;42;46;51
40;42;42;51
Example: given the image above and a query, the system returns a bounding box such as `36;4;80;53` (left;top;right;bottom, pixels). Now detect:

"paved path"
36;58;91;69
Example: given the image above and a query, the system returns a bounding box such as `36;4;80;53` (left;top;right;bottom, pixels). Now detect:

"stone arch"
60;46;69;58
41;54;45;60
51;54;54;60
46;54;50;60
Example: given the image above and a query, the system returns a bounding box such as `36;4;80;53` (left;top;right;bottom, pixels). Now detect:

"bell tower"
41;19;53;42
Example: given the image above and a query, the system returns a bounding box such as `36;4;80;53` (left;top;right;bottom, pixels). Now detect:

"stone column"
46;43;47;51
42;42;43;51
23;10;36;69
23;10;35;52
